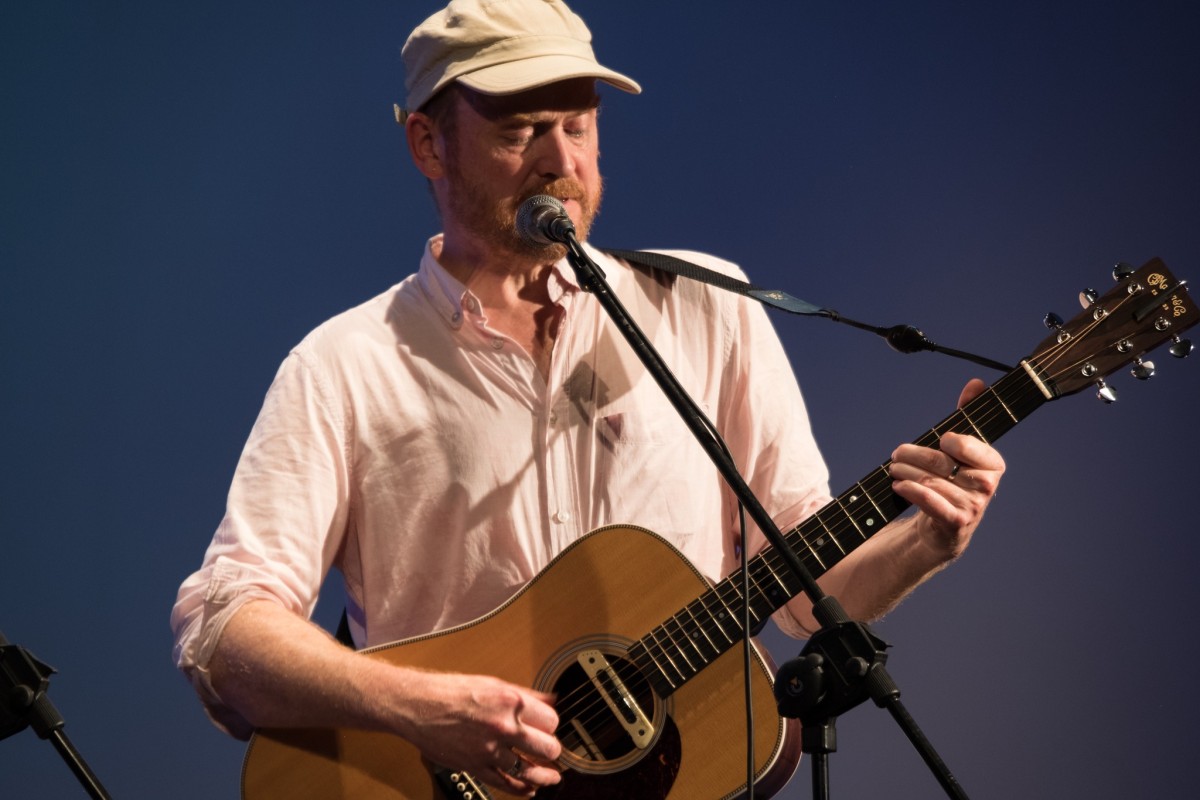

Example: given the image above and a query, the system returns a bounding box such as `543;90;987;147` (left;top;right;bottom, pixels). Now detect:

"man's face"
438;78;603;262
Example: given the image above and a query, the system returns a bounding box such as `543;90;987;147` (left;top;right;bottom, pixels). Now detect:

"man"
171;0;1004;796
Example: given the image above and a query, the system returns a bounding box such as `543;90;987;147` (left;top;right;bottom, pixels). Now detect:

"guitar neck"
629;361;1053;697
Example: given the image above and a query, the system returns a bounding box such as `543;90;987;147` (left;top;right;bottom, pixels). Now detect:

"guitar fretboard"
628;363;1051;697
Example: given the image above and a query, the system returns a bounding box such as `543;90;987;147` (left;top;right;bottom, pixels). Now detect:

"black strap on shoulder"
600;248;830;318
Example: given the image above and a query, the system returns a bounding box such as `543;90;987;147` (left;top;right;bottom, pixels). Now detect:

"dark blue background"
4;1;1198;797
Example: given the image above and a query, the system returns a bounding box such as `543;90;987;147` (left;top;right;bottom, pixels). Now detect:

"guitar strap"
599;248;830;317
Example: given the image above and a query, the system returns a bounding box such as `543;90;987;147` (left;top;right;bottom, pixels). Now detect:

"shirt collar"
416;236;626;327
416;235;468;329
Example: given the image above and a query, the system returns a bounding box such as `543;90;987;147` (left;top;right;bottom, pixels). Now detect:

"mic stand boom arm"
560;237;969;800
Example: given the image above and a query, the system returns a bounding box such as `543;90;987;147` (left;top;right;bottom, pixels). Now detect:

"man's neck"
432;233;567;379
433;232;564;305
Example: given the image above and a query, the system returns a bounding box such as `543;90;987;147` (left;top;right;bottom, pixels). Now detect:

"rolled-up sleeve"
170;347;352;735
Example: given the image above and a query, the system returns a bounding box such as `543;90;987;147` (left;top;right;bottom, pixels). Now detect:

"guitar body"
242;525;800;799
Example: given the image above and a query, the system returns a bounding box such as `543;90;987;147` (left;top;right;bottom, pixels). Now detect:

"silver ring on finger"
947;461;961;481
506;754;523;778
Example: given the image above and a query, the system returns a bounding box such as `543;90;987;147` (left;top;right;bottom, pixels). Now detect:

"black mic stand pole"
558;234;969;800
0;631;113;799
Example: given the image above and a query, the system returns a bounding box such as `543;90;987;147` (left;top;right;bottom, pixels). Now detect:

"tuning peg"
1130;358;1156;380
1078;288;1099;308
1169;336;1193;359
1096;379;1118;404
1112;262;1134;281
1043;312;1071;342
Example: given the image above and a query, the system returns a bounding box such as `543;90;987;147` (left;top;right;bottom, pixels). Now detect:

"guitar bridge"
432;766;493;800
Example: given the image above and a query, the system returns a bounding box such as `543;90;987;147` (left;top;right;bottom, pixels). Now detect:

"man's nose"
533;128;577;179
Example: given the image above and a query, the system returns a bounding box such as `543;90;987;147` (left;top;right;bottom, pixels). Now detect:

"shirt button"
553;510;572;524
490;337;504;350
548;411;558;425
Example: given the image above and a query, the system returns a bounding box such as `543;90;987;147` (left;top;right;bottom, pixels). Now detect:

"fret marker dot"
866;518;876;527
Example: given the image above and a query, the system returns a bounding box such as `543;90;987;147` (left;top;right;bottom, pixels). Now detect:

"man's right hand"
207;601;563;796
397;671;562;796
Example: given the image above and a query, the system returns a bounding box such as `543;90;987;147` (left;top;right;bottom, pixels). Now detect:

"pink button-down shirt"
171;238;831;727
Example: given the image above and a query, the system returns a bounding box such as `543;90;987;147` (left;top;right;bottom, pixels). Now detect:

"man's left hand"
888;379;1006;560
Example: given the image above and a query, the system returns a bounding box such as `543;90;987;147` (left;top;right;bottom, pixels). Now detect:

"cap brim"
456;54;642;98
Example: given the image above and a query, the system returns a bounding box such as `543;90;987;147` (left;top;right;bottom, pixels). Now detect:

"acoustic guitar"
242;258;1195;799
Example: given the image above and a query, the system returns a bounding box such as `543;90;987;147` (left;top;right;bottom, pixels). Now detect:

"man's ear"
405;112;444;179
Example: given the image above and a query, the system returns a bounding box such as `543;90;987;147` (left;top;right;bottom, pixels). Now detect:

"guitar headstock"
1028;258;1197;400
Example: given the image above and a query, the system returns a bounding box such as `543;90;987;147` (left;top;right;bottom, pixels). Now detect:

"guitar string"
610;356;1066;712
737;293;1148;632
549;370;1066;743
546;285;1167;752
554;368;1062;736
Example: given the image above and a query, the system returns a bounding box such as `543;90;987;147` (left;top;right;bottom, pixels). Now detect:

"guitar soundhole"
538;641;668;775
536;640;681;800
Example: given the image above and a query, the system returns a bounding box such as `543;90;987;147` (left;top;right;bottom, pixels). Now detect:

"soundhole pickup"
576;649;655;749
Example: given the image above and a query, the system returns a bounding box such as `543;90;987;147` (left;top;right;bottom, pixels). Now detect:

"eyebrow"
497;108;595;125
470;93;602;122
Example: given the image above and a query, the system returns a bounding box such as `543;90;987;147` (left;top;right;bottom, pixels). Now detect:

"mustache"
519;178;587;205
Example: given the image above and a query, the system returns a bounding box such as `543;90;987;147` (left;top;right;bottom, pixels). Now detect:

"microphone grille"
516;194;566;246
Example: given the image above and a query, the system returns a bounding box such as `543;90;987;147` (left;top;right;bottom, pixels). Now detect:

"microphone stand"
0;632;113;799
557;234;969;800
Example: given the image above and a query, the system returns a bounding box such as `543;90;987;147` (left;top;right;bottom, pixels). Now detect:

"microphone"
516;195;577;247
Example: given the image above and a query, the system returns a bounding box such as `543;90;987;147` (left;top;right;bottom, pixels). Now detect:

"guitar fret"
693;594;736;644
932;417;959;439
794;529;827;570
662;618;705;671
745;562;780;626
756;557;797;623
645;626;687;686
760;553;797;596
988;385;1019;423
960;407;986;440
627;641;675;697
660;615;701;675
830;497;865;541
843;480;890;539
819;517;848;555
705;597;740;641
811;508;853;553
682;604;721;661
663;623;697;680
717;582;751;634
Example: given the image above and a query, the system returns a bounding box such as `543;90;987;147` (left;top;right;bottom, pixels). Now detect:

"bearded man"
171;1;1004;796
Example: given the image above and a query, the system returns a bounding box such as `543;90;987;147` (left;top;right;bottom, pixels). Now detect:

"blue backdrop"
3;1;1198;797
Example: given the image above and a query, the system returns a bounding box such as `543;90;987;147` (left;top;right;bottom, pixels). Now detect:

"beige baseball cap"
400;0;642;118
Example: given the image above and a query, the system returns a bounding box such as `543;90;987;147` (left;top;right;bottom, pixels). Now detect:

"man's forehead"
459;78;600;120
